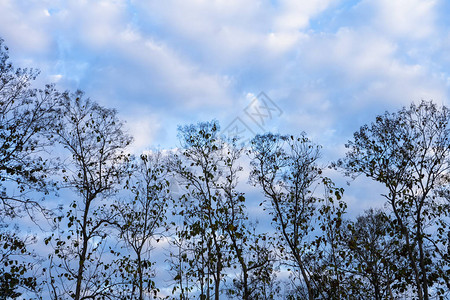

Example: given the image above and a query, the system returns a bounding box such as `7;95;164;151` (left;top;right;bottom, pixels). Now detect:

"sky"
1;0;450;209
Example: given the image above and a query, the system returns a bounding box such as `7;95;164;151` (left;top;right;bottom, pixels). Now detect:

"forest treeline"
1;38;449;300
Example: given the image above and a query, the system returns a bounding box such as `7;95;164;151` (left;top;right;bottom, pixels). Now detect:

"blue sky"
1;0;450;211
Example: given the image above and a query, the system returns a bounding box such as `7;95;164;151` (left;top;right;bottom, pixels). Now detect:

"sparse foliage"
0;37;57;298
46;91;132;299
249;133;346;300
339;101;450;299
115;152;170;299
170;121;275;300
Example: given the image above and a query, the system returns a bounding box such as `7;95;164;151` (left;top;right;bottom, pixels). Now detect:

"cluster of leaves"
0;228;39;299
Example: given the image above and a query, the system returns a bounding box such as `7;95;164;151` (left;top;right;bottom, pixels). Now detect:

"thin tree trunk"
137;253;143;300
75;203;90;300
418;231;429;300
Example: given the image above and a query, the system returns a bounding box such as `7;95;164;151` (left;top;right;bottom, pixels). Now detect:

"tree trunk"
137;253;143;300
75;214;89;300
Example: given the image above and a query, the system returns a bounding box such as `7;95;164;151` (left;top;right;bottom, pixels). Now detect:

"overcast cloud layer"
1;0;450;159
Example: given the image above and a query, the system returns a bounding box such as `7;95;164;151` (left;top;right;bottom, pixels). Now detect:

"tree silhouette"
45;91;132;299
340;101;450;299
249;133;346;299
115;152;170;299
0;37;58;298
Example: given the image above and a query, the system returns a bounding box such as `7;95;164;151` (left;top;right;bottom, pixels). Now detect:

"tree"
45;91;132;299
0;38;58;217
168;121;221;299
213;137;276;300
249;133;345;299
342;209;404;299
307;178;349;299
0;37;58;298
169;121;232;300
170;121;274;300
339;101;450;299
115;151;170;299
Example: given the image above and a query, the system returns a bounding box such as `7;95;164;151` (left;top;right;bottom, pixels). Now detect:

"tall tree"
170;121;273;300
115;151;170;299
0;37;58;298
218;142;276;299
249;133;345;299
169;121;230;300
339;101;450;299
46;91;132;299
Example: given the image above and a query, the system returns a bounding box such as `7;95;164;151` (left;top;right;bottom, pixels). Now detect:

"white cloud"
371;0;438;40
134;0;266;61
273;0;337;31
134;0;339;66
0;0;51;53
108;30;233;109
265;31;308;54
49;74;63;82
2;0;235;111
125;113;161;152
298;26;448;108
1;0;449;149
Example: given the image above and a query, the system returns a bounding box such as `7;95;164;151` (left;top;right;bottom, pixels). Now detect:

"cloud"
273;0;337;31
1;0;449;154
124;112;161;153
235;0;450;161
0;0;52;53
370;0;438;40
300;27;446;105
